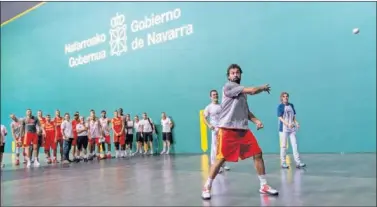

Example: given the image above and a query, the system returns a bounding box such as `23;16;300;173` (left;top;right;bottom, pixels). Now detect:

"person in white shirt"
76;116;89;162
88;110;103;160
203;90;230;172
1;124;8;168
278;92;306;169
61;113;74;164
160;112;173;154
10;114;26;165
100;110;112;159
132;115;143;155
140;113;155;155
125;114;134;156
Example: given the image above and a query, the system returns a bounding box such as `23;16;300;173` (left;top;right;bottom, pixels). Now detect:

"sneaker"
160;150;166;155
296;163;306;168
166;150;170;155
107;153;112;159
34;160;41;167
259;184;279;196
201;186;211;200
281;163;289;169
223;165;230;171
26;161;31;168
1;164;5;168
15;160;20;166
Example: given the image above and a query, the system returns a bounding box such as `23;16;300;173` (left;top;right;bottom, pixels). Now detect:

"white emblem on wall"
109;13;127;56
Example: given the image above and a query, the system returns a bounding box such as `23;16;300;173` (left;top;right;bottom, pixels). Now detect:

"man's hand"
255;120;264;130
263;84;271;94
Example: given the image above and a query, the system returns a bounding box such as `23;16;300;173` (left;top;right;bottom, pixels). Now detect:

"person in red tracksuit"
43;115;56;164
111;110;125;158
54;110;64;162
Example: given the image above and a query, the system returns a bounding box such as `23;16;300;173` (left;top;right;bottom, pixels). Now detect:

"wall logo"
109;13;127;56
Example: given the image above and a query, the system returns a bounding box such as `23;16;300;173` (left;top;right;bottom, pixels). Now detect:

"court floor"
0;153;376;206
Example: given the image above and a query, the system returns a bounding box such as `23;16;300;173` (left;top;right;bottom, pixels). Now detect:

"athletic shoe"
201;186;211;200
281;163;289;169
296;163;306;168
259;184;279;196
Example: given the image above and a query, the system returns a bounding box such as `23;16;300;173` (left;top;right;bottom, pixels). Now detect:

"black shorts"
143;132;153;142
136;132;143;142
126;134;133;144
0;143;5;153
162;132;173;142
77;136;88;151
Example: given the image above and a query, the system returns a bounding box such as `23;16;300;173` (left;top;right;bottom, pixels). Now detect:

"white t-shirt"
1;125;7;143
134;121;142;132
61;120;73;139
126;120;134;134
161;118;172;133
99;118;110;136
204;103;221;127
140;118;153;133
89;120;101;138
10;120;23;138
76;123;88;136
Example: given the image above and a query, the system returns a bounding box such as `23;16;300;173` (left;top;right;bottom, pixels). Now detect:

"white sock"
205;178;213;188
258;175;267;186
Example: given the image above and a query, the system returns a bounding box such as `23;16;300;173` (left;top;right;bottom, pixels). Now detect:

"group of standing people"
201;63;306;200
0;108;174;168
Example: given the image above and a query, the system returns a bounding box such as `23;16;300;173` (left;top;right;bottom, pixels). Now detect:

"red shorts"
89;138;100;145
104;135;111;144
216;128;262;162
23;132;38;146
44;131;56;150
72;131;78;146
113;132;125;145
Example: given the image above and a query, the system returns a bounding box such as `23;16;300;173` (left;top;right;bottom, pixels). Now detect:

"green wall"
1;2;376;154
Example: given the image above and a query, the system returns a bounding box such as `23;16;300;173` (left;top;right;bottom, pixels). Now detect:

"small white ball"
353;28;360;34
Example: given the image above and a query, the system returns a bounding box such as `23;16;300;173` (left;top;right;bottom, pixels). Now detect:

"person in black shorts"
132;115;144;155
125;114;134;156
141;113;154;155
161;112;173;154
76;116;89;162
1;124;7;168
